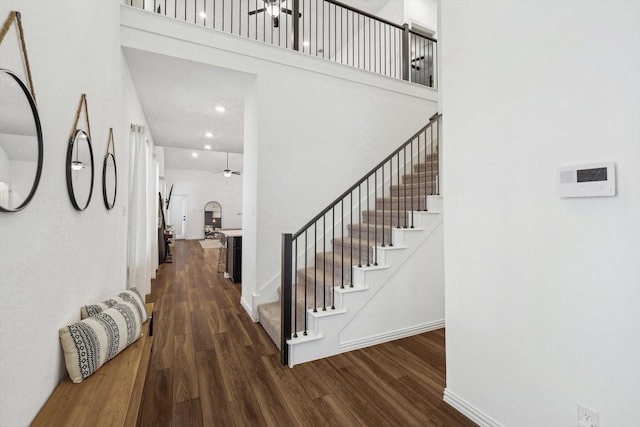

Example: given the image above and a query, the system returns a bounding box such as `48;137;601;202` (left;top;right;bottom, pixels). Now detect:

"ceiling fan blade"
232;171;241;175
281;8;301;17
248;8;266;15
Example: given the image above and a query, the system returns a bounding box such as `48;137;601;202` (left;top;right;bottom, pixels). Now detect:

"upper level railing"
126;0;437;88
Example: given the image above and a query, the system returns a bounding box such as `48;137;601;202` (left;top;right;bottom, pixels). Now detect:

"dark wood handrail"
321;0;404;29
408;29;438;43
292;113;441;240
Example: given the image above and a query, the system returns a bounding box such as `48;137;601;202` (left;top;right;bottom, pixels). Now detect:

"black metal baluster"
351;10;354;66
322;0;325;59
340;7;343;64
366;177;370;266
221;0;224;31
315;0;317;56
194;0;196;23
293;238;298;337
210;0;213;27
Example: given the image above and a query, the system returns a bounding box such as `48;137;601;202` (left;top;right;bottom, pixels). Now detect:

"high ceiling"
123;0;392;170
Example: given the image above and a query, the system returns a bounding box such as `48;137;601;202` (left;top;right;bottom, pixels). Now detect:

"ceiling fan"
248;0;301;28
214;152;241;177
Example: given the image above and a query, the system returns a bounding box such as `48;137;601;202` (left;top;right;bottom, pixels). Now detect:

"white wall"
0;1;152;425
121;6;438;318
441;1;640;426
404;0;437;34
164;166;243;239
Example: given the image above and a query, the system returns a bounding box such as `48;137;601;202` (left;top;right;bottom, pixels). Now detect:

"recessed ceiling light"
205;132;213;138
215;105;226;113
303;40;310;47
204;144;212;150
199;11;207;18
192;152;198;158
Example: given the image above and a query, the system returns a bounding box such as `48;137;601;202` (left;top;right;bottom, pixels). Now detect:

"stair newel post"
341;199;345;289
381;163;385;247
322;215;326;311
430;122;435;197
374;170;378;265
313;222;317;312
366;177;370;267
292;0;300;51
350;191;354;286
403;145;408;229
410;141;414;228
397;152;401;228
436;117;440;195
423;128;428;210
303;230;308;334
281;233;293;366
388;158;393;246
358;184;362;268
331;206;335;309
293;238;298;338
401;23;410;81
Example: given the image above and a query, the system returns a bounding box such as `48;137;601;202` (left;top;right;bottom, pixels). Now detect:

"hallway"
140;240;475;426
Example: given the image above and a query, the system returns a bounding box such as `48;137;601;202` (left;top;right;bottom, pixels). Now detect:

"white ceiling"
124;47;254;156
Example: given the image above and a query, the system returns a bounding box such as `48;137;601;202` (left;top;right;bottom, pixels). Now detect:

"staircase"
258;116;443;366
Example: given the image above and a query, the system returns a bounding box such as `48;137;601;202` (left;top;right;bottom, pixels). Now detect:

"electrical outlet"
578;404;599;427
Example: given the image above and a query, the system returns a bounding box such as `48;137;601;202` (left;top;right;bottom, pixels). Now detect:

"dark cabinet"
226;235;242;283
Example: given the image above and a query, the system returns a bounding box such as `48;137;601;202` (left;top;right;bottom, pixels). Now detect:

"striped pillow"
60;302;142;383
80;288;148;323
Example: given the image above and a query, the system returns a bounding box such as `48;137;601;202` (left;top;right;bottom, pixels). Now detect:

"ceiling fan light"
266;3;280;16
223;170;232;178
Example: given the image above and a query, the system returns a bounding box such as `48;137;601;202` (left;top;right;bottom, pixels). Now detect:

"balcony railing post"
281;233;293;366
401;23;410;81
292;0;300;51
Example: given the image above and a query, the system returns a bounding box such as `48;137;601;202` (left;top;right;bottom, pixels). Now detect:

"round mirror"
0;69;43;212
102;152;117;209
66;130;94;211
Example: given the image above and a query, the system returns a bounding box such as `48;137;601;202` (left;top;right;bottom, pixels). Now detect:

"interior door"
168;195;187;239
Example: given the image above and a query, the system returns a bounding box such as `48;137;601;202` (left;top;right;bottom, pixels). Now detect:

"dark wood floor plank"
141;240;476;427
172;398;204;427
140;368;172;427
173;333;200;402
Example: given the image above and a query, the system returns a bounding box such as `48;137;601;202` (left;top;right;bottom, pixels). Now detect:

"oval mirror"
66;129;94;211
0;69;43;212
102;152;117;209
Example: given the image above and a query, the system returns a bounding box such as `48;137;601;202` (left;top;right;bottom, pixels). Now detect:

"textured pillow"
60;302;143;383
81;287;148;323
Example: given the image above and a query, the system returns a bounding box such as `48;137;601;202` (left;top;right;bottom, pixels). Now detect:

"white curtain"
127;124;158;297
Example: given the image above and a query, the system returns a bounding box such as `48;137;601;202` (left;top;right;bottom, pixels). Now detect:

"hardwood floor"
140;240;476;427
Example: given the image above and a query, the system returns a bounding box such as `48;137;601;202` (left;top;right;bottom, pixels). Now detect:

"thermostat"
557;162;616;198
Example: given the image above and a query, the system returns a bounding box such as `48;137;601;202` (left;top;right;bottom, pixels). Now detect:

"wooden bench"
32;303;155;427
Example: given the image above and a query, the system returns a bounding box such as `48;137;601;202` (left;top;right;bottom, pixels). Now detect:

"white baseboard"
443;389;502;427
240;297;256;321
338;319;445;352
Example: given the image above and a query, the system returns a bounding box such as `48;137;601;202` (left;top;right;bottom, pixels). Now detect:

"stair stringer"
287;208;443;367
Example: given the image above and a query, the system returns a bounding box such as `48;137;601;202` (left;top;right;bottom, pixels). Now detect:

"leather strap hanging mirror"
0;11;43;213
66;94;95;211
102;128;117;210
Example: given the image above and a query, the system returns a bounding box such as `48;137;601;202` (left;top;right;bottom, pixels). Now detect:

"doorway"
204;201;222;239
168;194;187;239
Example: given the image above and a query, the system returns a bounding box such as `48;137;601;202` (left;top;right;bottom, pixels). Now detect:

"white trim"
338;319;445;352
443;389;503;427
240;297;255;321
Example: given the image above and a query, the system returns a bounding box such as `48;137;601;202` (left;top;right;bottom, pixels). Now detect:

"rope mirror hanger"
0;11;43;213
66;94;95;211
